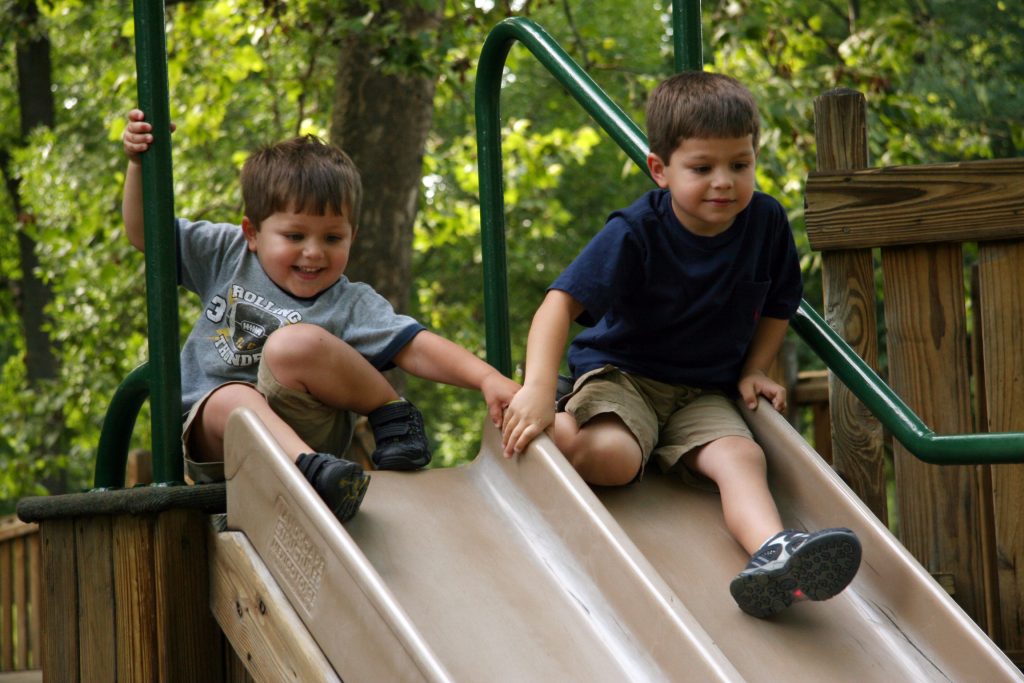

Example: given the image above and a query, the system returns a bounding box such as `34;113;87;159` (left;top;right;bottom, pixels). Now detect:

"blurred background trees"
1;0;1020;507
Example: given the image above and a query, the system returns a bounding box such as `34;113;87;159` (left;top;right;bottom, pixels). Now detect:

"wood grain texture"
75;517;115;682
154;509;223;683
209;528;340;683
39;520;78;683
113;515;157;682
977;240;1024;663
813;88;888;523
881;243;989;625
806;158;1024;250
13;538;27;670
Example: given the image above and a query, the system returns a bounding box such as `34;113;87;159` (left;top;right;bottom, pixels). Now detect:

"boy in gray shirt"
123;110;518;521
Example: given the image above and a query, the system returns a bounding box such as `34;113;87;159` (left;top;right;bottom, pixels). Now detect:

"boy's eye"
325;234;345;244
691;166;711;174
285;233;304;241
733;162;751;171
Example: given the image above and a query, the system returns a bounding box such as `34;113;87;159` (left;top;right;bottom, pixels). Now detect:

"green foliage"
0;0;1020;503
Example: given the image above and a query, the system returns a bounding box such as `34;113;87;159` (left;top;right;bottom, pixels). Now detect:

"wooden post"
18;484;230;682
881;244;990;626
812;89;888;523
977;240;1024;666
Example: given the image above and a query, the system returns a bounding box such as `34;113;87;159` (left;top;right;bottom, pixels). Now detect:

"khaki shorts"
182;357;355;483
558;365;753;485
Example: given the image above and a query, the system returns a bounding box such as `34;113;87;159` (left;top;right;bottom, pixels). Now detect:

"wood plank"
977;239;1024;659
813;88;888;523
113;515;157;682
27;535;39;671
969;264;1003;643
209;527;340;683
38;520;78;682
881;243;990;626
0;517;37;545
75;518;115;682
13;539;26;670
153;509;223;683
806;158;1024;249
1;541;11;671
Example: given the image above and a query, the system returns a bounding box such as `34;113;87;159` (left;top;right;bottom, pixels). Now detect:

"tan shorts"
182;358;355;483
558;365;753;484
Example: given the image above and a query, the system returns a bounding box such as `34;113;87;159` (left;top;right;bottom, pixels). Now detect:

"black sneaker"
295;452;370;522
729;527;862;618
368;400;431;471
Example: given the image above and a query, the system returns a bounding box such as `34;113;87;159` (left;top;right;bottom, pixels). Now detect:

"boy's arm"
392;330;521;428
738;316;791;411
122;109;152;252
501;289;583;456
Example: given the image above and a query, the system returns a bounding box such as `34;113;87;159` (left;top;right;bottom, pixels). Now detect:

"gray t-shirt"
176;218;424;414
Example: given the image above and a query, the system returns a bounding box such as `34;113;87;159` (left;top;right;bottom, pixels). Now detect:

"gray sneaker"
730;527;862;618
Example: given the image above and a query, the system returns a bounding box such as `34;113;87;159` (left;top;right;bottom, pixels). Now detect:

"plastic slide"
223;402;1023;682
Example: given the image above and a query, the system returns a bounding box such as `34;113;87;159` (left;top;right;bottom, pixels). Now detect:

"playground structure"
5;0;1024;680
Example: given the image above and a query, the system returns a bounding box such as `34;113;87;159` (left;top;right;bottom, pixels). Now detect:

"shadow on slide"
223;401;1022;682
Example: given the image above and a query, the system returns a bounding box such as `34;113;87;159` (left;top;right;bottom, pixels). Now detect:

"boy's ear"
241;217;259;252
647;152;669;188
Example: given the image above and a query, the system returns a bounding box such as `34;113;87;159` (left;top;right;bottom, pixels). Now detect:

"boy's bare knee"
567;420;642;486
263;323;321;363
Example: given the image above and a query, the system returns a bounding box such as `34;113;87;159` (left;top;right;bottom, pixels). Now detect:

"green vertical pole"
672;0;703;72
476;19;647;377
133;0;183;484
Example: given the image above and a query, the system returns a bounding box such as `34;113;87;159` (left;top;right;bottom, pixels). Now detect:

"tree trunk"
10;0;58;383
329;0;443;313
5;0;65;492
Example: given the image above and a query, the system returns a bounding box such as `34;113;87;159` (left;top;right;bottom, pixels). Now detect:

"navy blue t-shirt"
550;189;802;395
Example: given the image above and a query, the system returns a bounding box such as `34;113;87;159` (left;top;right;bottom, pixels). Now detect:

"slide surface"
224;403;1022;682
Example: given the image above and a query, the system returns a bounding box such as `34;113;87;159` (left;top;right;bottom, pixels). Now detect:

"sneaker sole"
730;529;861;618
330;473;371;523
373;452;430;471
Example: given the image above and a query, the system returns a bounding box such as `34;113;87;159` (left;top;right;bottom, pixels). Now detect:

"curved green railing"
474;16;1024;465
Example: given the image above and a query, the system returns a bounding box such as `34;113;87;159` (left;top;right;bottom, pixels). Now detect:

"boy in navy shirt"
501;72;860;617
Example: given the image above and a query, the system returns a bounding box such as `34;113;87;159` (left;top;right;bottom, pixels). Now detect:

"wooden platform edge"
207;518;341;683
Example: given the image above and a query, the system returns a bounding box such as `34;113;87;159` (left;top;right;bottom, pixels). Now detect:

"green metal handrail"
95;0;183;487
474;15;1024;464
791;302;1024;464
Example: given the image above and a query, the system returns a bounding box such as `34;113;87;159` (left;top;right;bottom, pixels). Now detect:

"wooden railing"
807;88;1024;666
0;515;40;674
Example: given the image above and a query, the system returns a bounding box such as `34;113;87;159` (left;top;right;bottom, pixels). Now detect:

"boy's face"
647;135;756;237
242;208;355;298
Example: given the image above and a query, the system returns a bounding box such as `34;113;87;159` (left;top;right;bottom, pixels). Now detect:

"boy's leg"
550;412;643;486
553;366;656;486
262;324;431;470
683;436;783;554
186;383;369;522
262;323;400;413
668;400;860;617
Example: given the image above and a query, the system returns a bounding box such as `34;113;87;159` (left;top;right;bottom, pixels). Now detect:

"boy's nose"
711;170;733;188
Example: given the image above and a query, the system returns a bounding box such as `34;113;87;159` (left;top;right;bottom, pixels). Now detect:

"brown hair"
240;135;362;229
645;71;760;162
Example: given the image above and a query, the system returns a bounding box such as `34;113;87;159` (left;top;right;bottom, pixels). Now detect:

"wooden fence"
807;88;1024;667
0;515;40;675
